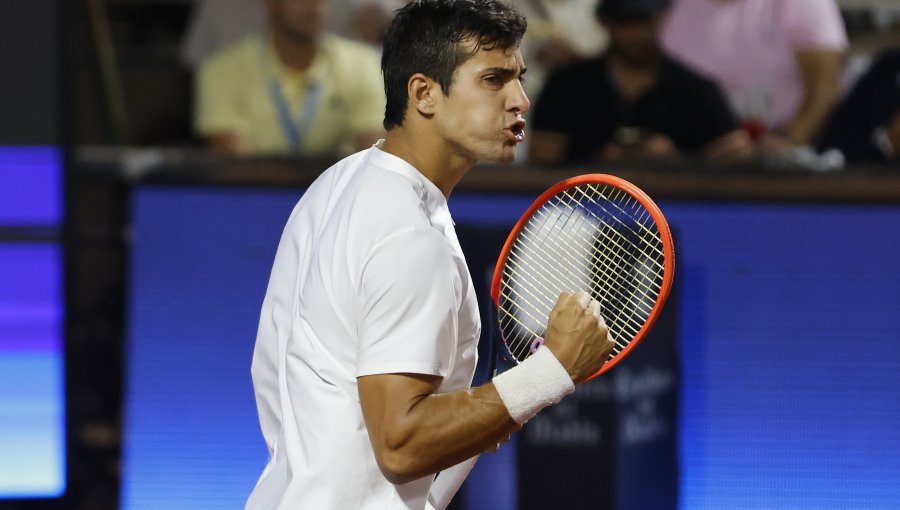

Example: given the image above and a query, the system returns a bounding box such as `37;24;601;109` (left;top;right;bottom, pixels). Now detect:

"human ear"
408;73;438;115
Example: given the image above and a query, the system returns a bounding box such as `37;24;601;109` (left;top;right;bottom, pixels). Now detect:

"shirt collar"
369;141;454;226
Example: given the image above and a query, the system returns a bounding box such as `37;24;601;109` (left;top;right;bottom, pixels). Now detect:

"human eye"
483;75;503;87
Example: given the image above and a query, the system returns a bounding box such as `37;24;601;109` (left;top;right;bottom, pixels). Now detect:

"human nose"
507;80;530;116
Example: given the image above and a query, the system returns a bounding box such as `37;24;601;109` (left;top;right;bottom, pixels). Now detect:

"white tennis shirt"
246;142;481;509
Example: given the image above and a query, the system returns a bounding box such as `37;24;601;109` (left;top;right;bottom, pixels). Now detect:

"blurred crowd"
181;0;900;168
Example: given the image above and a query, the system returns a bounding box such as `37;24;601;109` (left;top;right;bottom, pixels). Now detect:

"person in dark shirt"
817;49;900;165
529;0;752;165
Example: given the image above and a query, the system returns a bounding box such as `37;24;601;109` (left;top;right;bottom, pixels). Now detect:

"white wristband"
492;346;575;424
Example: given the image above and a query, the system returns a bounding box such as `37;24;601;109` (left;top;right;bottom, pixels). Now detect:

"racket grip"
530;336;544;354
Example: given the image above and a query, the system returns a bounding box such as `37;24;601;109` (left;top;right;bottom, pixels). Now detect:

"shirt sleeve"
781;0;848;51
356;228;461;378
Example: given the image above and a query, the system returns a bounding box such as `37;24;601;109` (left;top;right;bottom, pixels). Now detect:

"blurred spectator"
181;0;265;68
516;0;608;100
529;0;752;165
194;0;385;157
661;0;848;153
342;0;407;47
182;0;403;66
818;49;900;164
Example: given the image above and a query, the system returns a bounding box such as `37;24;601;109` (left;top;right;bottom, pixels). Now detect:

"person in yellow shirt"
194;0;386;157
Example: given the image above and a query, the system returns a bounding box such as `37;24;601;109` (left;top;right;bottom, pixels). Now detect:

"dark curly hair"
381;0;527;130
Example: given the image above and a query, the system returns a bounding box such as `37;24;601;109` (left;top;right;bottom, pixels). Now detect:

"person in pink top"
661;0;847;152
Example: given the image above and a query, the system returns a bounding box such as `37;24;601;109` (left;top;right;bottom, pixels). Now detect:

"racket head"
490;174;675;380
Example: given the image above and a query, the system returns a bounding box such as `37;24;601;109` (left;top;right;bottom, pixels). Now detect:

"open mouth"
507;120;526;143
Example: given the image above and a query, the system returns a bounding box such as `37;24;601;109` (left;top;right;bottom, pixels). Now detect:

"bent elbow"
374;448;425;485
370;424;430;484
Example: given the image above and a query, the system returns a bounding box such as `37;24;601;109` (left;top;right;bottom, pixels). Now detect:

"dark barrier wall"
517;261;680;510
0;1;61;145
121;186;900;510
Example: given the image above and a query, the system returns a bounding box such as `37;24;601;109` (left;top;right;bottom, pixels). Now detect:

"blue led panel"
121;188;297;509
0;243;65;497
122;186;900;510
0;147;62;226
665;202;900;510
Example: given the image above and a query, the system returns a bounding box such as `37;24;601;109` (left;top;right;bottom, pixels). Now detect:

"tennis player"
246;1;615;508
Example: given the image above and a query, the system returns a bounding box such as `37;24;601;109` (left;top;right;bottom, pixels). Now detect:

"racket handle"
530;336;544;354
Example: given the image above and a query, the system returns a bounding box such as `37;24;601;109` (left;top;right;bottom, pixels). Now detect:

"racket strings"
560;185;666;309
498;265;562;341
512;206;597;293
550;205;663;309
504;222;652;346
520;194;662;301
512;194;662;327
502;217;613;351
499;182;666;363
498;213;599;356
558;187;665;294
569;185;664;260
503;197;657;343
503;241;650;359
501;237;658;362
506;218;599;309
579;184;664;255
500;254;632;361
585;214;663;309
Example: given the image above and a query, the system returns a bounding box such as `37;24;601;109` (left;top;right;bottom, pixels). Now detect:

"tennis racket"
490;174;675;380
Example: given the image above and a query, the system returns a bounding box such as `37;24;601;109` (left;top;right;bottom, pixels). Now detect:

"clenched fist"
542;291;616;384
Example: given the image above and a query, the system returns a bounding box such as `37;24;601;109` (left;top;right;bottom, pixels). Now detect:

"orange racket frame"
490;174;675;379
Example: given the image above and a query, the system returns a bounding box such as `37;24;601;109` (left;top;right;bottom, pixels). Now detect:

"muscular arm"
358;374;518;485
782;49;844;145
359;292;614;485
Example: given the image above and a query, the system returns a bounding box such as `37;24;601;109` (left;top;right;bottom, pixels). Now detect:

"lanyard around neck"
260;36;324;153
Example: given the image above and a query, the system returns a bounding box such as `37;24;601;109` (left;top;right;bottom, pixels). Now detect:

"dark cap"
596;0;671;20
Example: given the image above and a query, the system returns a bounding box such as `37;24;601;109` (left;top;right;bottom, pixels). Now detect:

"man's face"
606;15;664;66
266;0;328;43
433;42;530;165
